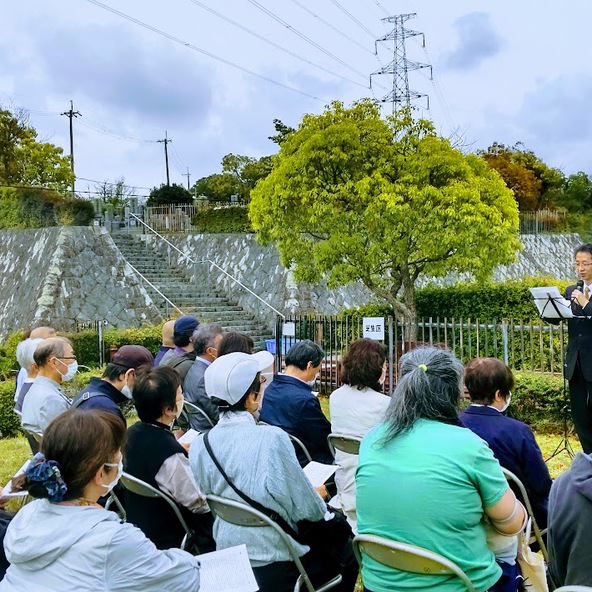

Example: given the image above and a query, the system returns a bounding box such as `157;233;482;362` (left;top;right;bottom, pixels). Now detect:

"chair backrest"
289;434;313;463
554;587;592;592
23;429;43;443
120;472;193;545
353;534;477;592
206;494;341;592
183;400;215;428
327;434;362;457
501;467;548;562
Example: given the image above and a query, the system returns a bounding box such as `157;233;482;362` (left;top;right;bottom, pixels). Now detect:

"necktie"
586;286;590;300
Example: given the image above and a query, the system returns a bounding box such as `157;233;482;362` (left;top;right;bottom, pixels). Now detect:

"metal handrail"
130;213;285;319
126;261;185;315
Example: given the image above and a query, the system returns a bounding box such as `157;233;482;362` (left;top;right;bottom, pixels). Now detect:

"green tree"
268;118;296;145
0;107;73;191
146;183;193;206
94;178;134;212
558;172;592;213
250;100;521;321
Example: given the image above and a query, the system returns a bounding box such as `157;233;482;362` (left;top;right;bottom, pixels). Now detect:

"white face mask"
101;459;123;493
56;359;78;382
121;373;133;399
500;392;512;413
307;372;320;387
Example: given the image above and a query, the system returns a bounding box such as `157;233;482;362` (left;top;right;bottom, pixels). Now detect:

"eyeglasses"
575;262;592;269
58;356;77;360
260;375;267;385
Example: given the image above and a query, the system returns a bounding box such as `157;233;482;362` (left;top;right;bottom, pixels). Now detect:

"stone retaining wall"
0;227;161;340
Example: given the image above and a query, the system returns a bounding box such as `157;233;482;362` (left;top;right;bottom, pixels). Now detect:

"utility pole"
61;100;81;195
370;13;431;114
157;132;171;186
182;167;191;191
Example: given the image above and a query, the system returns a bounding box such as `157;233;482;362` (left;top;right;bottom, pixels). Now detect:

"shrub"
0;381;20;438
343;277;573;322
191;205;252;233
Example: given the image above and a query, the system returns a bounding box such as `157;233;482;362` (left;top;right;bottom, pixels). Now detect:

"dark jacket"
0;510;14;580
548;452;592;586
564;284;592;381
182;358;219;431
460;405;552;527
259;374;333;466
124;421;189;550
162;351;197;381
154;346;174;367
71;377;127;425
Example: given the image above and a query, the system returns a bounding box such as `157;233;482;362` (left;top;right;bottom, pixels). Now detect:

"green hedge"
343;277;572;321
191;206;252;233
0;187;94;229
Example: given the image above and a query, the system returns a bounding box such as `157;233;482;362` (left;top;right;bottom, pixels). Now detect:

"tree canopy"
147;183;193;206
480;142;565;211
250;100;521;319
0;107;73;191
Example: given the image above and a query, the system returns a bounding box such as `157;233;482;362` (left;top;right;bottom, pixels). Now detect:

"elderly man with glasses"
21;337;75;437
564;243;592;452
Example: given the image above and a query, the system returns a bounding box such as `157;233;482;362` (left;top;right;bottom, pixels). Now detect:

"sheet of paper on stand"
529;286;574;319
1;459;31;498
178;428;200;446
303;461;338;488
197;544;259;592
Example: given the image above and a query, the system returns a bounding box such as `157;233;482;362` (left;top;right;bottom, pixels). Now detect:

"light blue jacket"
189;411;326;567
0;499;200;591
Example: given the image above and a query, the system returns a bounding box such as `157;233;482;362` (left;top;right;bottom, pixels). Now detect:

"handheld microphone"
577;279;585;292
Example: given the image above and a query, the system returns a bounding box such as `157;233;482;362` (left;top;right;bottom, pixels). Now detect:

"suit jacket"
461;405;552;527
564;284;592;381
259;374;333;466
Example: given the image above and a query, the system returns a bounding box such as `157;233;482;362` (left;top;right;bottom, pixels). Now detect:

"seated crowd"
0;317;587;590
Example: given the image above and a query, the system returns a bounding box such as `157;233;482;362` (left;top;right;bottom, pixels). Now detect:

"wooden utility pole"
60;100;81;195
182;167;191;190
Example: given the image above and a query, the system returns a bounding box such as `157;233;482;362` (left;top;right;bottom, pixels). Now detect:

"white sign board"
363;317;385;340
282;322;296;337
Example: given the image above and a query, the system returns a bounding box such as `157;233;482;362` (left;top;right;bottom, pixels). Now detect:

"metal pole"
388;316;394;396
501;318;509;366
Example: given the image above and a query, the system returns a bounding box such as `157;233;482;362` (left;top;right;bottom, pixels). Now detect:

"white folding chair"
120;472;198;552
554;587;592;591
105;491;127;521
353;533;477;592
207;494;342;592
182;400;215;429
501;467;548;562
327;434;362;458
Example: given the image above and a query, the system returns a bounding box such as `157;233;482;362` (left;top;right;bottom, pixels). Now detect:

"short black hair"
217;332;254;356
102;362;129;381
575;243;592;258
285;340;324;370
132;366;181;423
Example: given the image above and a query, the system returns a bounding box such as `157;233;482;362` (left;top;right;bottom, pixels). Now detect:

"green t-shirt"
356;419;508;591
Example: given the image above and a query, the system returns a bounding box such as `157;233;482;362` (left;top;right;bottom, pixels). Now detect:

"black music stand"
533;292;575;461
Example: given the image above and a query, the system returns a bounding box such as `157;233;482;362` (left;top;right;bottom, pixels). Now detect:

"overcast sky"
3;0;591;198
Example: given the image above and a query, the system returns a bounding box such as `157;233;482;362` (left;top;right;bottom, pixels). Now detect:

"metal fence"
519;209;567;234
274;315;566;395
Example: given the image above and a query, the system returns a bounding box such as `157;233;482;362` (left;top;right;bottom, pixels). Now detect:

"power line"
0;183;150;198
245;0;370;82
84;0;328;103
185;0;367;88
76;176;153;191
327;0;378;40
286;0;375;56
77;116;158;143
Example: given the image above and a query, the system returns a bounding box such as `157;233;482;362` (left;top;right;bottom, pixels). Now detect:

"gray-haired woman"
356;347;526;592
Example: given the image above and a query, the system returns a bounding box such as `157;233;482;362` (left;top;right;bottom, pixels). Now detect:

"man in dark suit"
461;357;552;528
564;243;592;453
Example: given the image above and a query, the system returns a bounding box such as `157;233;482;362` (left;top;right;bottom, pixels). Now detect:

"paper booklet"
198;544;259;592
178;428;200;446
303;461;338;488
1;459;31;498
530;286;574;319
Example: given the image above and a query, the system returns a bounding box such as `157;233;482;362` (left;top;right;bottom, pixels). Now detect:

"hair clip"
418;364;428;372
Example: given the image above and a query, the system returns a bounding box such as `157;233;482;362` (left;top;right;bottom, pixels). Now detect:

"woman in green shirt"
356;347;526;592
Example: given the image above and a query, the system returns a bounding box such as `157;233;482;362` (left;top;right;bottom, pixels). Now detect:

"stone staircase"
111;232;273;349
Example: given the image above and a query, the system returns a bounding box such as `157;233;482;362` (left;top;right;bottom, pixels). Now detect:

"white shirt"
329;384;390;532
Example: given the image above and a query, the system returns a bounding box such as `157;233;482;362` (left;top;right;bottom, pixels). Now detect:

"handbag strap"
202;431;300;540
